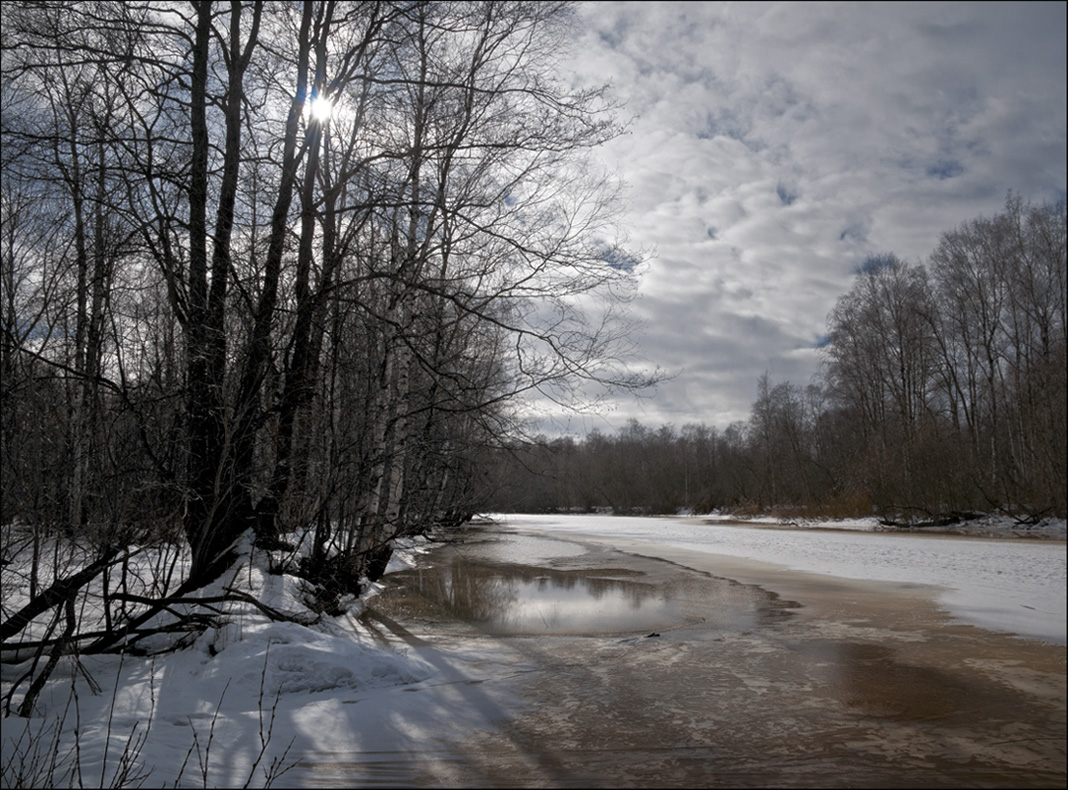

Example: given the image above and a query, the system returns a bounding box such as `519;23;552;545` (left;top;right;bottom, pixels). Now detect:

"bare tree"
2;0;652;606
929;196;1067;517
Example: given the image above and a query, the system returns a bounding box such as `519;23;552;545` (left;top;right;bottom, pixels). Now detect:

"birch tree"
2;1;651;597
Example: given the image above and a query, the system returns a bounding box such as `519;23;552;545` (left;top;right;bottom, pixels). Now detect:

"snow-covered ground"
498;513;1068;644
2;515;1064;788
1;534;505;788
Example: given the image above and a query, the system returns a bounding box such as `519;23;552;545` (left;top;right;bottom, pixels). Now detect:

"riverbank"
697;511;1068;540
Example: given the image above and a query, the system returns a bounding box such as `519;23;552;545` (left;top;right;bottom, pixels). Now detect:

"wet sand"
362;526;1067;788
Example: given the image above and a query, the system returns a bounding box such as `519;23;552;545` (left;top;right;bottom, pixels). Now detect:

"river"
336;515;1067;787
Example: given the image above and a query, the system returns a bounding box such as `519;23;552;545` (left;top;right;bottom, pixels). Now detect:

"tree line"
484;196;1067;523
1;0;647;609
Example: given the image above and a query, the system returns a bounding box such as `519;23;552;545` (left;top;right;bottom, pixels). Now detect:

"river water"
348;519;1065;788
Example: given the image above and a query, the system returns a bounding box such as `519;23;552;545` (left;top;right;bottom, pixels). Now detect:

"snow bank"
1;532;446;787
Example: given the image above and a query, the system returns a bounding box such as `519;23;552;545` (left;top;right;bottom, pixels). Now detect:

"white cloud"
545;1;1067;434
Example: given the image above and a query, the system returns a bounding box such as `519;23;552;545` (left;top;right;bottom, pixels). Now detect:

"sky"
543;1;1068;435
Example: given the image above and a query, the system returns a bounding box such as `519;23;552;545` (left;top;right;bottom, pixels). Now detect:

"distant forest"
483;196;1067;523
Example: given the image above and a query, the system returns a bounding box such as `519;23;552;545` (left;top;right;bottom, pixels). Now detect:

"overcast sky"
541;0;1067;436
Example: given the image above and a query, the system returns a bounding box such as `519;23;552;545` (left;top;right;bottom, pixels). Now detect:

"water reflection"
402;559;684;635
372;529;769;637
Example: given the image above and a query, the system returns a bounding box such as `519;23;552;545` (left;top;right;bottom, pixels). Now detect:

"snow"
0;534;481;788
2;515;1065;787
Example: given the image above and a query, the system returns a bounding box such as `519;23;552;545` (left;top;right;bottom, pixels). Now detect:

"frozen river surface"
497;514;1068;643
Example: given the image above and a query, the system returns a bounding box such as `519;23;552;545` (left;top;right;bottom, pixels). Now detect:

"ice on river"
496;513;1067;644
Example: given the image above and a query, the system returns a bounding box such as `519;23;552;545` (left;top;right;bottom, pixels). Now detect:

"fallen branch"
0;548;120;642
17;597;77;717
876;506;982;528
83;586;317;655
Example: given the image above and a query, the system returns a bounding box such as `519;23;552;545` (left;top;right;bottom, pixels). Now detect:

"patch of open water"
376;529;770;637
416;564;682;635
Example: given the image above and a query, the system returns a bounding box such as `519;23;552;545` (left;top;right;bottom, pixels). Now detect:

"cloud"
548;1;1067;434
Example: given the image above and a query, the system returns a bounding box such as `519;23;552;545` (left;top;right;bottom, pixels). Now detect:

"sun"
309;95;333;122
